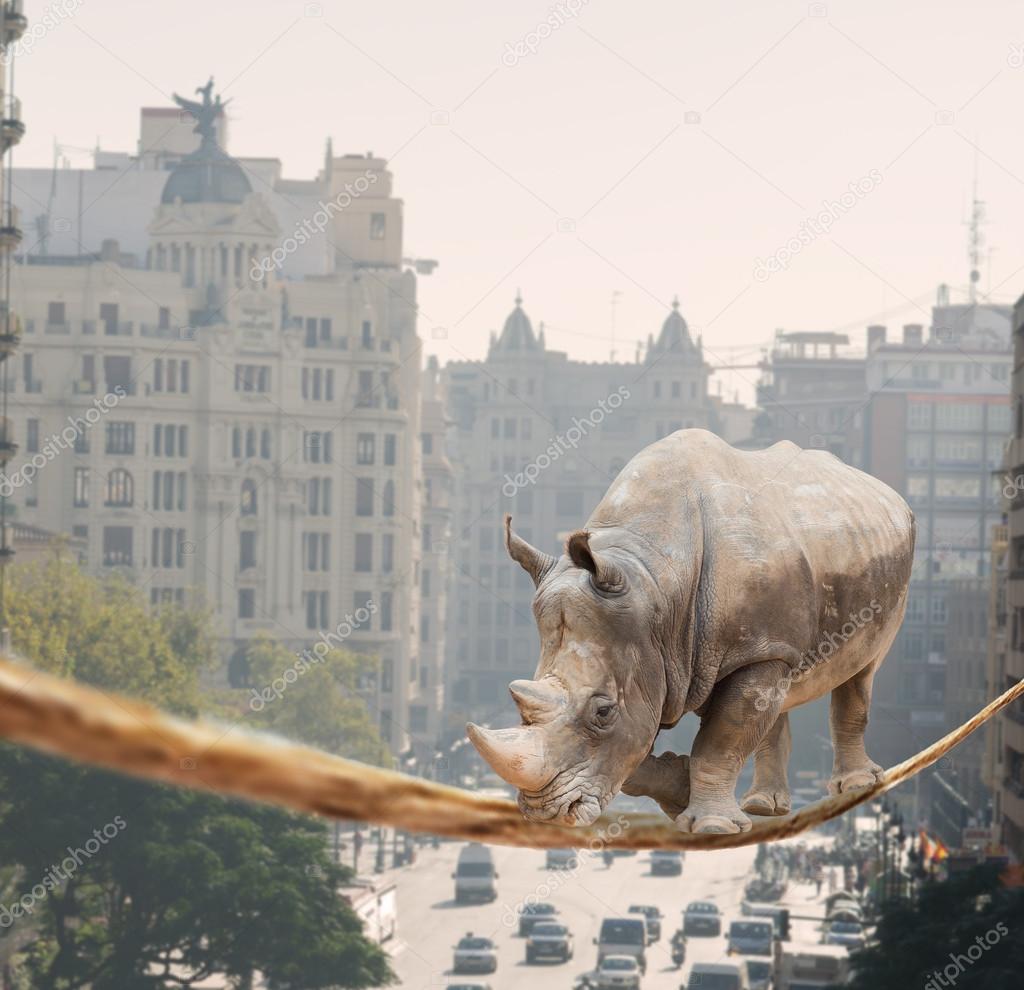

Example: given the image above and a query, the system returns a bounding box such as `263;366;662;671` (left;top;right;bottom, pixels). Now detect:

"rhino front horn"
466;723;552;793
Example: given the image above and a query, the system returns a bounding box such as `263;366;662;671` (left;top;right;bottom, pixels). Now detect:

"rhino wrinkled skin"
467;430;915;835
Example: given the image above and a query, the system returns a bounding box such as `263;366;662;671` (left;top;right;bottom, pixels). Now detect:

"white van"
452;843;498;903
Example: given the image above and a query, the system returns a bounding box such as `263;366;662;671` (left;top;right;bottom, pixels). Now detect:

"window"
421;432;434;454
382;533;394;573
232;427;241;458
234;364;271;393
260;429;271;459
105;422;135;455
47;301;66;326
100;302;119;335
105;468;134;507
102;526;132;566
245;428;256;458
25;418;39;454
382;480;395;518
304;591;328;630
357;433;375;465
383;434;396;466
380;592;393;632
370;213;386;240
240;479;258;516
73;467;89;508
238;589;255;619
361;321;372;349
355;533;373;572
356;478;374;517
422;568;431;597
907;401;932;430
239;531;257;570
421;616;430;643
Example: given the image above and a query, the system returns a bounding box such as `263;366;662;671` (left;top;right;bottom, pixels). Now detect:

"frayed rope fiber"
0;655;1020;849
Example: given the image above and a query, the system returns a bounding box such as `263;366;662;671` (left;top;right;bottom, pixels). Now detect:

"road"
385;833;837;990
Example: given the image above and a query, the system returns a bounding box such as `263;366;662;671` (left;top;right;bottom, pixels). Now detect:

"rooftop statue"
172;77;230;146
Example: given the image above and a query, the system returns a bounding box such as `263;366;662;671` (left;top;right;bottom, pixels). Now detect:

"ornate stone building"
3;84;432;758
442;294;716;731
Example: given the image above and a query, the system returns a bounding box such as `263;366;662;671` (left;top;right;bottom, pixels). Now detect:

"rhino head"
467;516;674;827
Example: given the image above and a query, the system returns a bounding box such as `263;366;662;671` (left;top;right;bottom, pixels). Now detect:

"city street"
385;832;836;990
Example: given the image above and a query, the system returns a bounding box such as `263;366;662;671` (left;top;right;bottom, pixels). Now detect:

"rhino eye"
595;705;613;718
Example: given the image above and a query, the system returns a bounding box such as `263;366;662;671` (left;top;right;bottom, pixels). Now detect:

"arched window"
105;468;134;507
240;479;258;516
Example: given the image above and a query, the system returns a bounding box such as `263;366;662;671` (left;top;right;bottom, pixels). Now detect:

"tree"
0;557;393;988
847;865;1024;990
244;636;391;766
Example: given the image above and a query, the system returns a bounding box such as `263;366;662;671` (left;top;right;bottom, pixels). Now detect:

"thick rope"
0;654;1019;849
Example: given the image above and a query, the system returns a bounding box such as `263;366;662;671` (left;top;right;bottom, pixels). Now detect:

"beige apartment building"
3;87;434;759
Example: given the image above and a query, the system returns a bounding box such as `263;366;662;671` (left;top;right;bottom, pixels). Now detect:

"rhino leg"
740;712;792;816
828;660;884;795
676;660;791;835
621;751;691;819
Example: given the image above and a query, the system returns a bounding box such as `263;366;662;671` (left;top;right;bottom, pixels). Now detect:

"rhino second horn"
510;679;565;724
465;723;552;793
505;514;556;587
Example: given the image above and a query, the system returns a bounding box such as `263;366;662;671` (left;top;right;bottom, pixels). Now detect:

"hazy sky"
13;0;1024;402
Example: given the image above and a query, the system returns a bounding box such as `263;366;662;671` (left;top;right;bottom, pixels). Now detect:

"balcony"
0;208;22;251
72;379;96;395
24;378;41;393
102;551;133;568
2;1;27;44
44;321;70;335
1;98;24;151
102;321;134;337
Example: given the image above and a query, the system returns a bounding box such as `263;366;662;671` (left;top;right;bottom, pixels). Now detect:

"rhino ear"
505;515;555;587
566;530;627;594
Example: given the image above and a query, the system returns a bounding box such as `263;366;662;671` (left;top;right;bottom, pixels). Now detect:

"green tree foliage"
847;866;1024;990
0;556;394;988
244;636;391;766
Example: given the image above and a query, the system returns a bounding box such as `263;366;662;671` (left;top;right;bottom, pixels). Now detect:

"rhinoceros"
466;429;914;834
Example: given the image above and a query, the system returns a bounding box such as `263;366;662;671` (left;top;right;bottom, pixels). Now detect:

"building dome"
490;292;542;354
160;143;252;205
644;296;699;363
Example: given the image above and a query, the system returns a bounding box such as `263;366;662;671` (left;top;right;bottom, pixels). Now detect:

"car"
595;954;642;989
628;905;662;942
742;957;773;990
452;843;498;903
448;985;492;990
518;901;559;936
452;934;497;974
824;919;866;950
683;900;722;937
685;961;748;989
650;849;683;876
546;848;579;870
727;919;774;956
526;922;573;963
595;917;647;972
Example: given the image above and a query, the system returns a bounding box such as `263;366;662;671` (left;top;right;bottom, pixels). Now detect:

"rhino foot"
828;762;883;796
675;800;752;835
740;788;791;817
